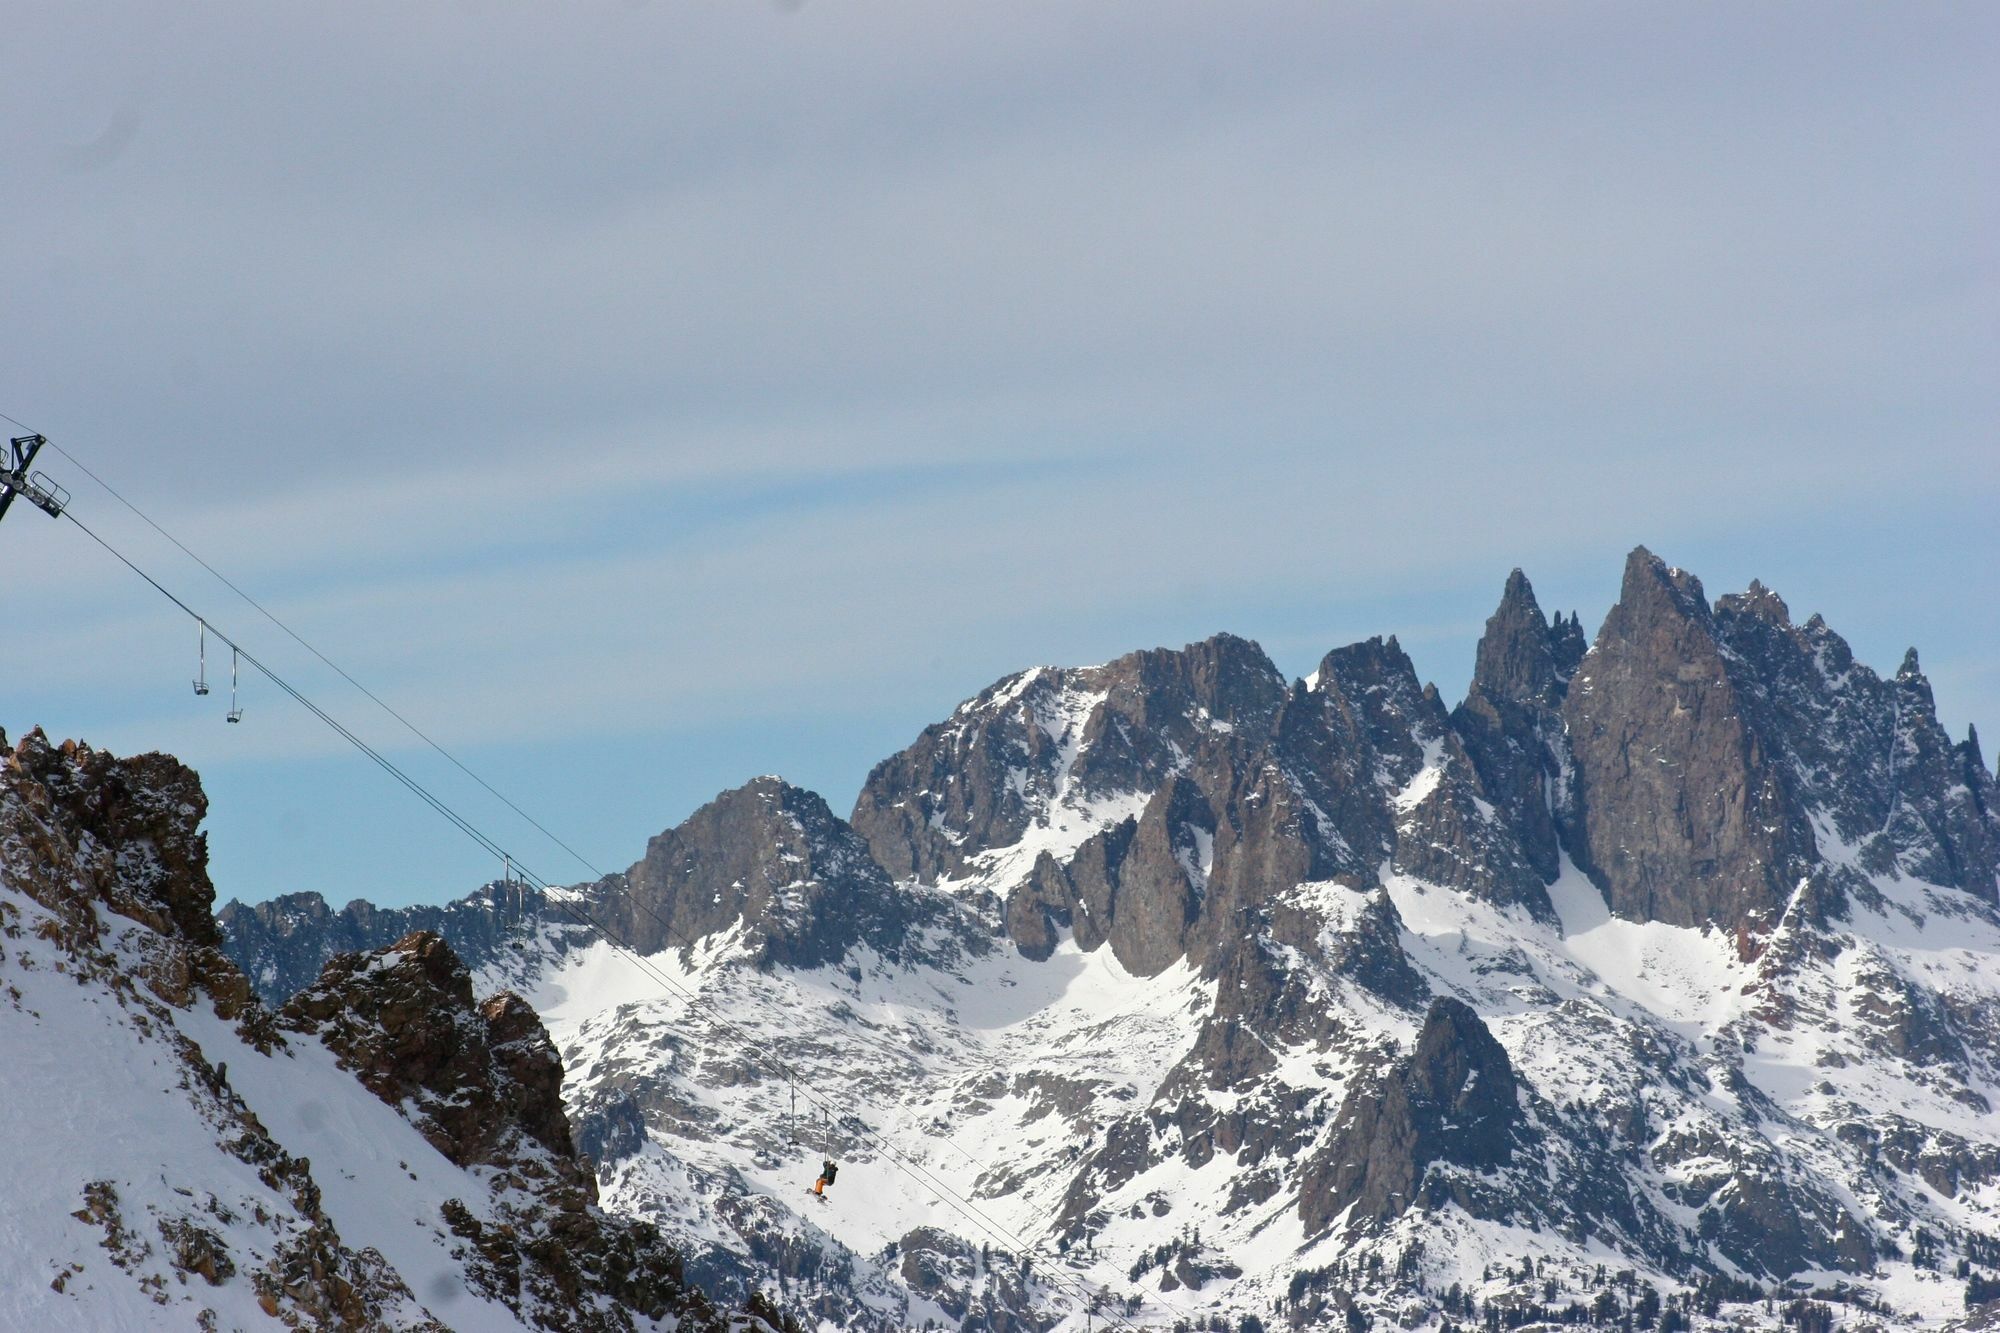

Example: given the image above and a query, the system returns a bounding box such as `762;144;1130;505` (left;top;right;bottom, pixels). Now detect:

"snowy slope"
0;730;776;1332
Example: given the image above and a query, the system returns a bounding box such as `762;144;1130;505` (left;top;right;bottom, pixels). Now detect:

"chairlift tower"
0;435;69;528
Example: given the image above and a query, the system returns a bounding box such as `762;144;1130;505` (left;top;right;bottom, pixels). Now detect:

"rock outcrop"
1301;997;1525;1233
280;931;581;1173
1452;569;1585;883
280;930;740;1330
1563;549;2000;933
604;775;964;969
1563;548;1819;932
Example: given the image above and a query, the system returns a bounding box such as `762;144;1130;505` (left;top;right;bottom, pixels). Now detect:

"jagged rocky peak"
1724;576;1792;627
608;774;941;969
1309;634;1551;918
1312;634;1445;776
3;727;252;1016
1879;648;2000;899
7;727;223;954
1467;568;1576;708
851;631;1288;887
1452;569;1578;885
1300;997;1524;1236
1566;549;2000;928
1563;547;1817;933
220;883;555;1007
1712;576;2000;904
860;621;1566;977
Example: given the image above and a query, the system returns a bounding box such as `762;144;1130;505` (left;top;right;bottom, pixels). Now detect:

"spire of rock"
1550;609;1588;681
1561;547;1813;932
1466;568;1562;708
1299;998;1523;1235
1451;567;1574;887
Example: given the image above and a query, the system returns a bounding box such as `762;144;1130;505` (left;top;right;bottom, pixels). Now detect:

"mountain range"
9;545;1999;1330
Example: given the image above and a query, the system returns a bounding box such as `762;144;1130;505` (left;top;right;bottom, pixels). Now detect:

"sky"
2;2;1994;909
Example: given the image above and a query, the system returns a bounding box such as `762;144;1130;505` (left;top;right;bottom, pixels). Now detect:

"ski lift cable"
49;500;1147;1332
23;424;609;886
23;417;1186;1209
12;419;1161;1324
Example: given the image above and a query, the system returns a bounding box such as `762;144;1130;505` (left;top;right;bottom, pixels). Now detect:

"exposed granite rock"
1709;582;2000;904
3;729;220;949
1315;636;1550;918
278;930;757;1330
1300;997;1525;1234
886;629;1550;975
1563;548;1817;932
603;776;960;969
2;728;253;1018
575;1091;652;1172
851;632;1288;887
280;931;581;1173
1452;569;1582;884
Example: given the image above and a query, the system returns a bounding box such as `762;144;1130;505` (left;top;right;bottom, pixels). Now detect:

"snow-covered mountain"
0;728;790;1331
217;547;2000;1331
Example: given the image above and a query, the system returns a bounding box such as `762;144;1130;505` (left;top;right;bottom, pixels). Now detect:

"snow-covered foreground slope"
0;730;782;1332
1;881;521;1329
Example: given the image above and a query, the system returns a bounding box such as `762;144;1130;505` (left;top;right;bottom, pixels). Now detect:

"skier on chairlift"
810;1159;838;1200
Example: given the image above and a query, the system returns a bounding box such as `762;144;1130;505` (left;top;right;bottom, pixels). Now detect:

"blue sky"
3;2;1994;907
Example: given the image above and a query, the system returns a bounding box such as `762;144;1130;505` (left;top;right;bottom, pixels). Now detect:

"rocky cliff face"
1562;548;1820;933
277;930;743;1331
852;627;1549;984
601;776;965;969
0;728;780;1332
1452;568;1584;884
213;547;2000;1332
1563;548;2000;934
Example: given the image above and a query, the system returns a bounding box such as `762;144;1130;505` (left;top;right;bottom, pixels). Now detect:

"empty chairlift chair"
193;621;211;696
227;647;243;723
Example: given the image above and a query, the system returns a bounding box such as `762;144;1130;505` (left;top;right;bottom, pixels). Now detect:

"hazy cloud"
3;1;1993;904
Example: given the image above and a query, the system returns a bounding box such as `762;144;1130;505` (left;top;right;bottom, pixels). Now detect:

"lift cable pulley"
0;434;69;526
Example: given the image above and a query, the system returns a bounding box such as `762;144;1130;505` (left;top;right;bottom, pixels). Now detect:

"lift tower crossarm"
0;435;69;526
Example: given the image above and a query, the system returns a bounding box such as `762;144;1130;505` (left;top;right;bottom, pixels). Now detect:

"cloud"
1;2;1994;905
